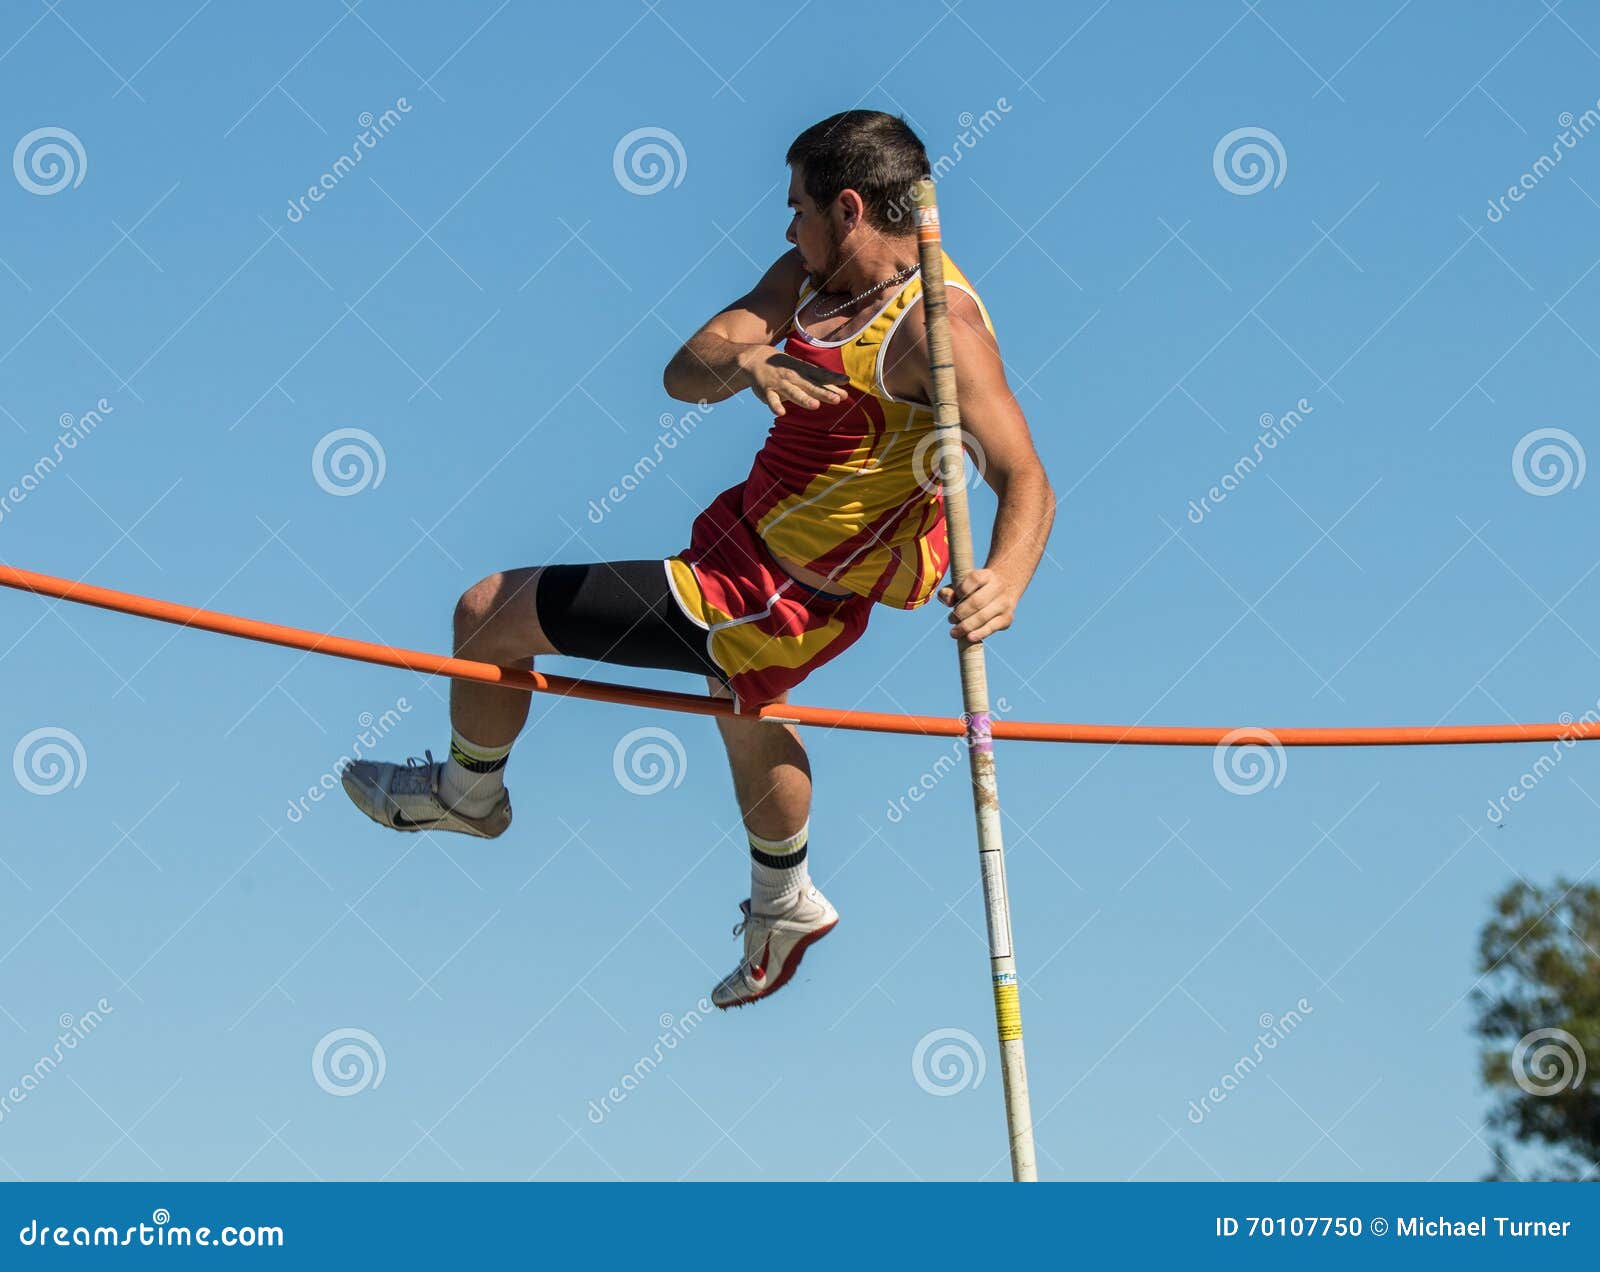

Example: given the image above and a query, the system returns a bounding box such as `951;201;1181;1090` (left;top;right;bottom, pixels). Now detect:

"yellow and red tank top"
739;252;995;610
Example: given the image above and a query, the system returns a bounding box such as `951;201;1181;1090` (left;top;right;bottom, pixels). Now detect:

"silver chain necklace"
810;264;918;320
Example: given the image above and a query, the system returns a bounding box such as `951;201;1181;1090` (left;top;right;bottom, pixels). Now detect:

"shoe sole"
714;917;838;1010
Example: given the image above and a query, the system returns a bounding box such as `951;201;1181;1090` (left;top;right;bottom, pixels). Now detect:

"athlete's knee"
455;568;542;658
454;574;501;642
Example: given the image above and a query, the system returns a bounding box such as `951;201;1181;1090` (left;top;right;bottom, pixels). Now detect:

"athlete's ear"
834;188;867;233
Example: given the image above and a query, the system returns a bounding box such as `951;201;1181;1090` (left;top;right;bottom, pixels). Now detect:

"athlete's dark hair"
785;111;928;233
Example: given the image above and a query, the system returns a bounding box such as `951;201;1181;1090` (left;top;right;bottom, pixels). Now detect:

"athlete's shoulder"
711;250;809;346
754;249;808;304
879;273;1000;403
938;256;995;330
893;277;992;347
743;250;809;337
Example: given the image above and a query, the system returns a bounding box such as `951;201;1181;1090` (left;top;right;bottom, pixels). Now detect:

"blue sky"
1;0;1597;1181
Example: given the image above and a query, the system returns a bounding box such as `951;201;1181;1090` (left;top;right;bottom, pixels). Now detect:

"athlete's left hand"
938;567;1018;642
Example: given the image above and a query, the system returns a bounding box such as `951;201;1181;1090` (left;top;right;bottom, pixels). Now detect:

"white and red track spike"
711;886;838;1009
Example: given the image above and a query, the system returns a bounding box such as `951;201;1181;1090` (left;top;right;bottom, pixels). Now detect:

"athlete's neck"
817;237;919;303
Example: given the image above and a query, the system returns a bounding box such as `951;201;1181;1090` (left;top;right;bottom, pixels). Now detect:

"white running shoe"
711;885;838;1009
340;751;511;839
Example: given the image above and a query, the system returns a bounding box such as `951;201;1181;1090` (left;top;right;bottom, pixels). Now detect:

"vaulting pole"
912;177;1037;1182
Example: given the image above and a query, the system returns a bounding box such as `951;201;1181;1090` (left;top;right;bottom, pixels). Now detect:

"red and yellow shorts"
667;483;874;712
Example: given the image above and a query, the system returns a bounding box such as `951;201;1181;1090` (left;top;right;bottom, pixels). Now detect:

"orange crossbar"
3;562;1598;748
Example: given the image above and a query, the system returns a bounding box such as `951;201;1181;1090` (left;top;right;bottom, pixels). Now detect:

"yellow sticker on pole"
993;980;1022;1042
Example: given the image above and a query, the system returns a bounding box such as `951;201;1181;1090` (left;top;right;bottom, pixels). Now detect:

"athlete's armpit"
944;297;1044;496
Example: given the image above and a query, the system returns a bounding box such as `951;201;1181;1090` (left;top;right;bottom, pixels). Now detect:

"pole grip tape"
966;709;994;755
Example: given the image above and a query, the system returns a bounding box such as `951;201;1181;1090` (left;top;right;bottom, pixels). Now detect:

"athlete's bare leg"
704;676;837;1009
705;677;811;841
450;567;557;748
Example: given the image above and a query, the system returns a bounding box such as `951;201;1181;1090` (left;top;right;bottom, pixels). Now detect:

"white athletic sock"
749;821;810;914
439;729;512;815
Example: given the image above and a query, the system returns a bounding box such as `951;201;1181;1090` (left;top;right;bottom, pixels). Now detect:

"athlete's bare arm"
663;250;850;415
886;291;1056;642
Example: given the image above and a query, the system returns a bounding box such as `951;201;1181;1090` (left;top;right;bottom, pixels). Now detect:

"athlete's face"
786;166;843;287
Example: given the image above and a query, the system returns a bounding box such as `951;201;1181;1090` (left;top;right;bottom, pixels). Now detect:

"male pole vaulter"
342;110;1056;1008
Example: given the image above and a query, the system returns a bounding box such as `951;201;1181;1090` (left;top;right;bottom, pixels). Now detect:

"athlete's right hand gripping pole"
912;177;1037;1182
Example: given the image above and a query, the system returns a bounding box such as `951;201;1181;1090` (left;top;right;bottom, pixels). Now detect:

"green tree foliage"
1473;879;1600;1180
